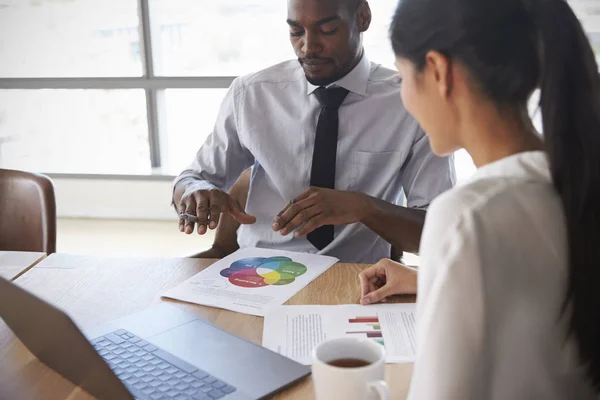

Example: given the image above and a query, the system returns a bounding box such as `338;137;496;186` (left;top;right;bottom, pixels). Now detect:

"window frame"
0;0;596;179
0;0;234;177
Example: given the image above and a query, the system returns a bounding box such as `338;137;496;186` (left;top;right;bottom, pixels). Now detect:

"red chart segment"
228;269;269;288
221;257;307;288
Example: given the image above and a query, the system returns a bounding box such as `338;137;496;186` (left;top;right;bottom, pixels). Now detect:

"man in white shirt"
172;0;455;263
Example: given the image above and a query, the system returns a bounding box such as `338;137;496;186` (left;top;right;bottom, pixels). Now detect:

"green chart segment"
220;257;308;288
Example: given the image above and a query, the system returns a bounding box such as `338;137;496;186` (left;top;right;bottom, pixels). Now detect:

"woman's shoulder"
425;178;503;230
424;173;560;251
429;151;556;227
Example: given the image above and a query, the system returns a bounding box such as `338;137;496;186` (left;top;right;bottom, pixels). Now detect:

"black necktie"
307;86;349;250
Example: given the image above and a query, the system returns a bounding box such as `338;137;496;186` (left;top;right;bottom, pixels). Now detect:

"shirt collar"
306;53;371;96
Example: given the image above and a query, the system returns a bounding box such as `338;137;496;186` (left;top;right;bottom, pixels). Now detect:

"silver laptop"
0;277;310;400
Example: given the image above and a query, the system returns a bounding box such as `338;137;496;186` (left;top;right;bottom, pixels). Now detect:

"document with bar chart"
262;304;417;364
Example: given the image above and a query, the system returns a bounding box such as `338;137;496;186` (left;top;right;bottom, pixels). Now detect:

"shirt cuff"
171;175;218;210
181;180;218;199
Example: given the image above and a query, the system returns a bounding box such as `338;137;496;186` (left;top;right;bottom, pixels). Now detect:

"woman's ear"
424;50;453;98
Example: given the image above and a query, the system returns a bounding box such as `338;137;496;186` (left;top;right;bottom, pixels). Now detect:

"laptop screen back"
0;277;133;400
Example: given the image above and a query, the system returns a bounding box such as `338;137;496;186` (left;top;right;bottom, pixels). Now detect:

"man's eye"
321;29;338;36
290;30;304;37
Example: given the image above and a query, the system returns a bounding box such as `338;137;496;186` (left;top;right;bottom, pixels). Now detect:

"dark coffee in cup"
327;358;371;368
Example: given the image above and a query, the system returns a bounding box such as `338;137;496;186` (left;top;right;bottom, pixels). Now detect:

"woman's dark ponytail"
530;0;600;389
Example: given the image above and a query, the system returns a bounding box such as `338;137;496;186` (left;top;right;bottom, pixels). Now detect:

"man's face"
287;0;368;86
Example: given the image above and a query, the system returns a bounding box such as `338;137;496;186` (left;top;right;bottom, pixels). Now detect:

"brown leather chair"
0;169;56;254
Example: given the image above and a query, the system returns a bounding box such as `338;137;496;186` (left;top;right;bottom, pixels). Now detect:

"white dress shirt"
174;55;455;263
409;151;596;399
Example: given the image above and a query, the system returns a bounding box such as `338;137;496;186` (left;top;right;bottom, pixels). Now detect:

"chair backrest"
0;169;56;253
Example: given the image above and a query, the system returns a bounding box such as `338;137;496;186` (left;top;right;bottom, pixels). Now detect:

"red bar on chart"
348;317;379;323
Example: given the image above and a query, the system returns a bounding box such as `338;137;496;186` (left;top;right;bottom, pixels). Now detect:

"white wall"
54;178;177;220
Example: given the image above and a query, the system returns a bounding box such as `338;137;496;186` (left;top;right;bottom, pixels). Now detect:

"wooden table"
0;251;46;281
0;254;416;400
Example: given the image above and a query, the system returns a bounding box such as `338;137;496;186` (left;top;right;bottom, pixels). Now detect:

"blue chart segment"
220;257;308;288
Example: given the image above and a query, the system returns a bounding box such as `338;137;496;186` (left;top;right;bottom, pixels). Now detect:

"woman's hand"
359;259;418;305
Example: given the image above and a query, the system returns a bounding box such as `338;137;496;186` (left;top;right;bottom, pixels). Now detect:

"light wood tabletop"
0;253;416;400
0;251;46;281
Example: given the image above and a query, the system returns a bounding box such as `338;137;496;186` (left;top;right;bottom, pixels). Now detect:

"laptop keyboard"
91;329;237;400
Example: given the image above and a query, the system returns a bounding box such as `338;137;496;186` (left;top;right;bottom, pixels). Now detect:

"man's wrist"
210;244;227;259
355;192;377;223
211;243;239;259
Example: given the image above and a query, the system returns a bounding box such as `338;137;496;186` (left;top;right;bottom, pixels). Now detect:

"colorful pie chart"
220;256;308;288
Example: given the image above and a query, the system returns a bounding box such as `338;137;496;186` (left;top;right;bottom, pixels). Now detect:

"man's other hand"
272;187;371;237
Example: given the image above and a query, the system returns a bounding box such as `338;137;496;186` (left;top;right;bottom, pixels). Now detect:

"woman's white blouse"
408;151;596;400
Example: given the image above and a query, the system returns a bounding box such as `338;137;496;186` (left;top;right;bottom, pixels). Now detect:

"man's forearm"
360;195;426;254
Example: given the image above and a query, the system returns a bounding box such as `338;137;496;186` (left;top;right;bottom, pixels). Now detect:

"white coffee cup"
312;337;390;400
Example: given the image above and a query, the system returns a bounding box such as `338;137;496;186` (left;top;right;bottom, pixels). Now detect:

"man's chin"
304;73;337;87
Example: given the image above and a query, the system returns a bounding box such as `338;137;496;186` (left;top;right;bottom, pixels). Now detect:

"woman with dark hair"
359;0;600;397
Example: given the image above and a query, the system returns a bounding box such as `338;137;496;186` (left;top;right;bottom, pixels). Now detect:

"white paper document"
263;304;417;365
162;248;338;317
